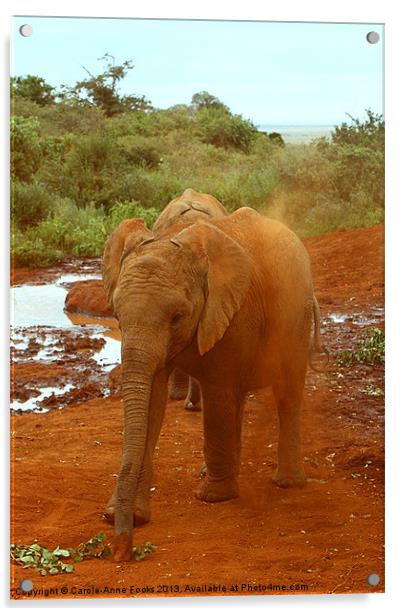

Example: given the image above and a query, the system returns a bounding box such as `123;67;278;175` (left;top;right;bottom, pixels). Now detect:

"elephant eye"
170;312;184;327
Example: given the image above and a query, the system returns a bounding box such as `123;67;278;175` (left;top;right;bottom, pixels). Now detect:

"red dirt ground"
10;224;384;599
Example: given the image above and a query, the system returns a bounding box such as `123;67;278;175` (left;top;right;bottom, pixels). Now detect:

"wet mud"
10;224;384;598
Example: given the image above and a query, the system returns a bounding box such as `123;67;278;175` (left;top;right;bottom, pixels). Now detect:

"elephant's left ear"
102;219;154;310
173;223;252;355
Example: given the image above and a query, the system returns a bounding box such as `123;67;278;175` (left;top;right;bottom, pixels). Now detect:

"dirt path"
10;224;384;599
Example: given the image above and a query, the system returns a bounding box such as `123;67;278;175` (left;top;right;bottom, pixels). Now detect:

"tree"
11;75;55;106
267;132;285;147
60;54;152;116
191;91;229;112
331;109;384;149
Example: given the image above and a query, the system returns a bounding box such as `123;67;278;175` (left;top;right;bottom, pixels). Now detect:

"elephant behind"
152;187;227;234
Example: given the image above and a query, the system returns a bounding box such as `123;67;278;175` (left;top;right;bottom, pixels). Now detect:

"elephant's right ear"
102;219;154;310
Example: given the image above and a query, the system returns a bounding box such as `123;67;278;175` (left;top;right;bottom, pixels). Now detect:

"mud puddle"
326;307;384;326
10;267;121;414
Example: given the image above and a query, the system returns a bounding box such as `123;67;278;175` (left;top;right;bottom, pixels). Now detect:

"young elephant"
102;188;228;410
102;207;324;561
153;187;227;410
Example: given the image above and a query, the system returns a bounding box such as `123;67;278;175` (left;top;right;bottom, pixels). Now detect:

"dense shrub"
11;75;56;106
10;84;384;267
195;107;258;152
267;110;384;234
12;94;105;136
10;116;42;182
117;135;162;168
107;201;159;230
12;199;160;267
331;109;384;149
11;181;55;229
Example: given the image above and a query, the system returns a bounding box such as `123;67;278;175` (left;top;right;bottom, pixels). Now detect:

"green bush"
108;201;159;230
12;229;64;267
337;327;384;367
267;112;384;235
331;109;384;149
10;83;384;267
12;198;161;267
11;181;55;229
62;132;121;207
195;107;258;152
117;134;162;168
11;116;42;182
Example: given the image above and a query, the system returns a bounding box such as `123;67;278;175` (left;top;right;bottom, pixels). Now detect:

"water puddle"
11;384;75;413
326;308;384;327
11;269;121;413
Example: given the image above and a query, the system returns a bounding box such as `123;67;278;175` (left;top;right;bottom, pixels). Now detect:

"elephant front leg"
272;378;306;488
195;385;242;503
104;370;168;525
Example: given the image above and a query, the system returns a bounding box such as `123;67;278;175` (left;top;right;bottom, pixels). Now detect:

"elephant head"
102;219;251;560
152;188;227;234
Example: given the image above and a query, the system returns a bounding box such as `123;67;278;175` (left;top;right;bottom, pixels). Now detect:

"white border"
1;1;400;614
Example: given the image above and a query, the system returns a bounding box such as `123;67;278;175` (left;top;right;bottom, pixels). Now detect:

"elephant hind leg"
272;370;307;488
168;368;189;400
184;377;202;411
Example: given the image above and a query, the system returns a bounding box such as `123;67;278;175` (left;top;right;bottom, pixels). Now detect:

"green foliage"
11;532;157;576
12;199;160;267
10;67;384;267
337;327;385;367
117;134;162;168
270;111;384;235
11;116;42;182
11;182;55;229
60;53;152;116
191;90;229;112
12;229;64;267
331;109;384;148
361;385;384;397
108;201;159;230
11;75;55;106
195;107;258;152
267;132;285;147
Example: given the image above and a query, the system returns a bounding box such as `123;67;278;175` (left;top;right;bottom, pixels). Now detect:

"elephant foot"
113;531;133;562
103;502;150;527
185;398;202;412
195;477;239;503
272;468;306;488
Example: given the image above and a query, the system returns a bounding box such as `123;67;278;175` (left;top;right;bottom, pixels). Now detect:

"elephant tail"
309;295;329;372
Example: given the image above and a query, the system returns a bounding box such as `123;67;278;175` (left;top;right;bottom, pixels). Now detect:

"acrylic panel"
10;16;384;600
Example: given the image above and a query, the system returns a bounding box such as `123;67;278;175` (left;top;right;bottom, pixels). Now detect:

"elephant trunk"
113;328;165;562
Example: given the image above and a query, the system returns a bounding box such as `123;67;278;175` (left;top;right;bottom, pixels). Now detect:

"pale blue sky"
11;16;383;126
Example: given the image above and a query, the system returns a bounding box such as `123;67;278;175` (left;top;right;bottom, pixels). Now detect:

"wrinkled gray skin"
153;188;227;410
102;207;324;561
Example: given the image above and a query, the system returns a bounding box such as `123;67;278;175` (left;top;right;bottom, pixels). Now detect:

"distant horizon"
258;122;335;127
